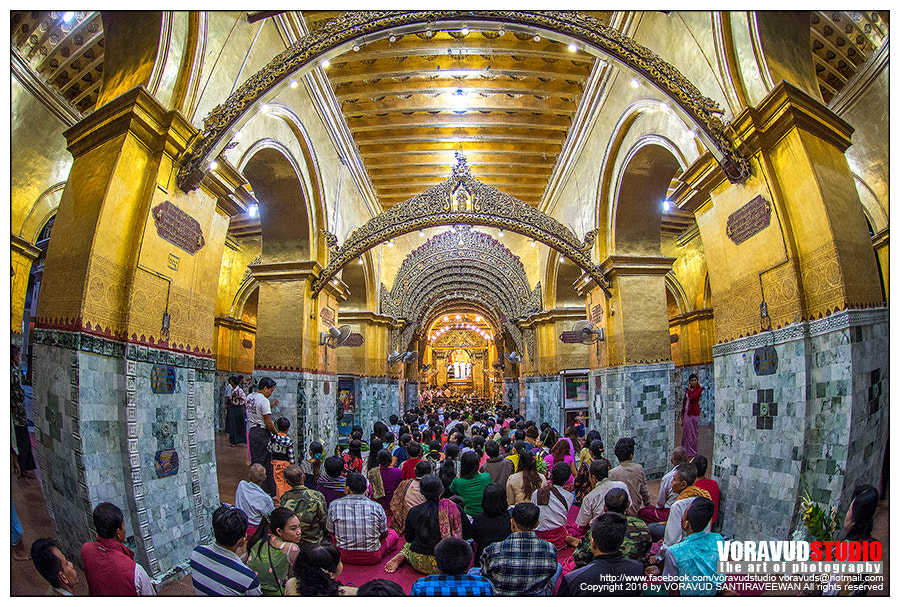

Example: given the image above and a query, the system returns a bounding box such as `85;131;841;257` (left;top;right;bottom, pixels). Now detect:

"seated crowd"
27;401;880;597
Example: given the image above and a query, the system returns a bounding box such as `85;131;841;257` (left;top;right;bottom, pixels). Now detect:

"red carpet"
337;505;579;594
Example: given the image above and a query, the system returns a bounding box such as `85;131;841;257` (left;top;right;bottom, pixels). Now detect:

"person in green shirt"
449;451;492;516
246;507;302;596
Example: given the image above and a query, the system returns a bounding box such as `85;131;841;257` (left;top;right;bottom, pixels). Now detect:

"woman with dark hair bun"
299;441;324;489
506;450;546;506
383;474;473;574
823;484;880;596
471;483;512;561
246;507;301;595
342;439;364;475
284;542;356;596
368;448;404;511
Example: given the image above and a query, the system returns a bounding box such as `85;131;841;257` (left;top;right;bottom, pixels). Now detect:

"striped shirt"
326;494;386;552
190;543;262;596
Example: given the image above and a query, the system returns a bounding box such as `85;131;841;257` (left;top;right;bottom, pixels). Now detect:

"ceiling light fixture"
289;80;298;89
260;103;270;113
533;34;541;42
443;316;449;322
389;35;397;42
353;44;360;52
321;59;330;68
498;27;505;36
568;42;578;52
461;25;470;36
208;160;218;171
630;78;640;88
687;130;696;139
456;314;462;320
357;257;364;265
560;256;565;263
530;240;537;247
497;230;504;237
663;200;671;212
63;12;75;22
388;239;394;247
419;230;425;237
660;101;669;111
248;203;259;219
233;130;242;141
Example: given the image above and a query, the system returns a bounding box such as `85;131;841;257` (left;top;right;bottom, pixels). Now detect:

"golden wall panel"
254;280;308;370
96;12;163;107
10;251;34;335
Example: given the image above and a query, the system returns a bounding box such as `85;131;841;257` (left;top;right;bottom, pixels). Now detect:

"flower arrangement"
799;489;838;543
535;454;548;477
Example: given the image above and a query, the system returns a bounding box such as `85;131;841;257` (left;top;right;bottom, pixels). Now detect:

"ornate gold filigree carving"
312;155;610;298
177;11;750;190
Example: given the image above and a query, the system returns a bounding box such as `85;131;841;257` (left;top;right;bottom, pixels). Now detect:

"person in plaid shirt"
478;503;561;596
326;473;399;565
268;417;295;500
411;537;493;596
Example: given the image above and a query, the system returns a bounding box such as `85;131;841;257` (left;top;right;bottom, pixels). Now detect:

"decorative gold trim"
315;153;609;298
10;233;42;261
177;10;750;190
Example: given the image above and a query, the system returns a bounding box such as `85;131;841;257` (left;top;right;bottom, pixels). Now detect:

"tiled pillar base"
712;308;888;541
588;362;674;479
356;377;401;437
524;375;561;427
503;378;521;414
31;330;218;586
258;370;340;457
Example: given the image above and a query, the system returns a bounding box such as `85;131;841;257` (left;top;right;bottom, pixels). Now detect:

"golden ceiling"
301;11;614;209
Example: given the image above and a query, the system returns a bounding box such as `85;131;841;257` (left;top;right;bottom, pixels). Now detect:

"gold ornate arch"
316;154;608;298
177;11;750;191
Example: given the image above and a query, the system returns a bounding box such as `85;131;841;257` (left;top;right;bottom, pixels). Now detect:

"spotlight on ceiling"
455;314;461;320
687;130;696;139
475;315;482;322
568;42;578;52
63;11;75;22
248;203;259;219
530;240;537;247
461;25;470;36
289;80;298;89
660;101;669;111
352;44;360;52
663;199;672;212
233;130;242;141
321;59;330;68
419;230;425;237
357;257;364;265
208;160;218;171
443;316;449;322
630;78;640;88
497;230;504;237
260;103;270;113
533;34;541;42
560;256;565;263
389;35;397;42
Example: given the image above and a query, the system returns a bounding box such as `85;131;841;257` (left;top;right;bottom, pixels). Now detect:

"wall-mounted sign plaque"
591;305;604;324
753;346;778;376
320;307;335;327
151;365;176;393
559;331;582;344
345;333;365;347
242;339;253;349
152;201;205;254
726;195;771;245
154;449;179;477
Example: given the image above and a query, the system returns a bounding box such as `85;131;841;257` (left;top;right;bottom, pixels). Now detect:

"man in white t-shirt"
245;377;278;496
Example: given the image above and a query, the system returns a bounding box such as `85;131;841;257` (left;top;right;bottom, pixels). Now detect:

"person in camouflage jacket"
572;487;651;567
279;464;328;545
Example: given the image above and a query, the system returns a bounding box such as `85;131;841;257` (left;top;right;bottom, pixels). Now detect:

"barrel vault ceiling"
10;10;890;213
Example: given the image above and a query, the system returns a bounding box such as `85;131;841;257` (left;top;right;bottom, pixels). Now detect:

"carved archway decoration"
383;227;539;354
177;10;750;192
316;154;608;298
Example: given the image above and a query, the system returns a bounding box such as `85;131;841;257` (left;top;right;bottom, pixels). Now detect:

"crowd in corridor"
17;372;881;597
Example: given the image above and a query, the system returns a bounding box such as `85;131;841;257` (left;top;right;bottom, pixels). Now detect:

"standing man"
80;502;156;596
680;374;702;457
11;345;36;478
246;377;278;496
